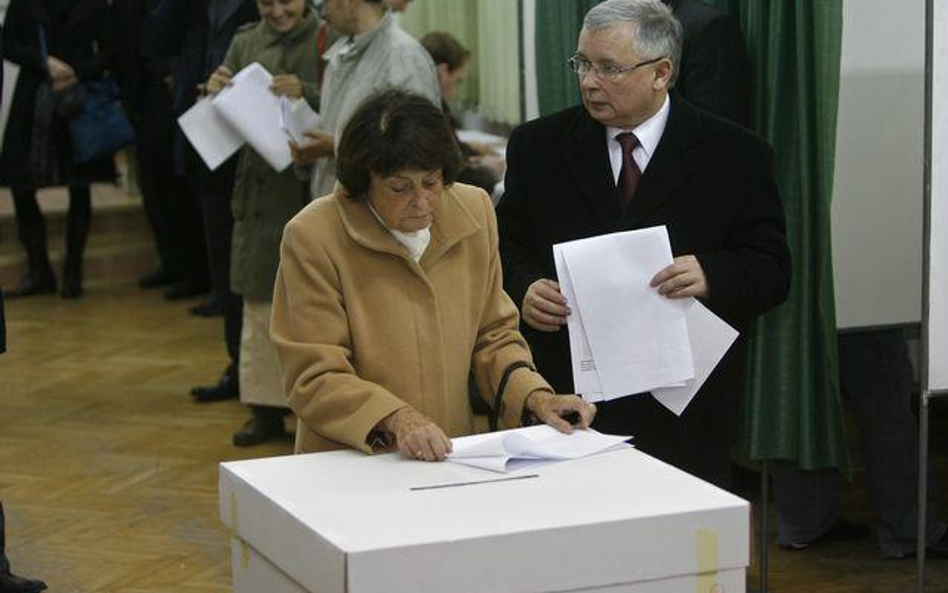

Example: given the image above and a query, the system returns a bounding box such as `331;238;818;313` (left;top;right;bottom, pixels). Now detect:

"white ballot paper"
212;62;292;172
555;226;694;400
177;98;243;171
446;425;632;474
280;96;320;145
554;226;739;416
651;299;739;415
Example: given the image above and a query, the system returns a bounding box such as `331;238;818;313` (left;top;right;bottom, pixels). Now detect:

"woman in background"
1;0;116;299
204;0;321;447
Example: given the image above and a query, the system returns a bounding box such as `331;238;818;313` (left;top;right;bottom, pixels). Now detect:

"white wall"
831;0;925;329
928;2;948;390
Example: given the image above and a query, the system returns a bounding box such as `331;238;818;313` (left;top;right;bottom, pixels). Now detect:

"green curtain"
534;0;599;115
703;0;849;472
476;0;521;124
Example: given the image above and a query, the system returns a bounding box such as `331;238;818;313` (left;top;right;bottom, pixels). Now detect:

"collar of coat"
332;183;482;267
324;10;394;63
256;10;320;47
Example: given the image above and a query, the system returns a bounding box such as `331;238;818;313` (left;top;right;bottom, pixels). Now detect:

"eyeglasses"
567;55;665;82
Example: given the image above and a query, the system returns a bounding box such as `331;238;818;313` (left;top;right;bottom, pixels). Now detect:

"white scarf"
369;204;431;262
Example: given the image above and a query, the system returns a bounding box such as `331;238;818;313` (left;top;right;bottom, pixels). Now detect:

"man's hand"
271;74;303;99
650;255;708;298
525;390;596;434
290;130;335;164
205;65;234;95
522;279;570;332
379;407;453;462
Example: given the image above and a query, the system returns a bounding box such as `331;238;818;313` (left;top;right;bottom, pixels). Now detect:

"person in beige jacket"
271;90;595;459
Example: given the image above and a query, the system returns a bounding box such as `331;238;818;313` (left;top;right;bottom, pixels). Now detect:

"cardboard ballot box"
219;448;749;593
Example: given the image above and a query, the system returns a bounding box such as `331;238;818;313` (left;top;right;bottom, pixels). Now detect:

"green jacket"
223;12;321;301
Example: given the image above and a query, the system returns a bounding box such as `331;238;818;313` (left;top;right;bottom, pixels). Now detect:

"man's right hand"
522;279;570;332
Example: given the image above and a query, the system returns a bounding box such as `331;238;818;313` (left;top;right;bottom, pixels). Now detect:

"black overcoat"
0;0;116;188
497;94;791;487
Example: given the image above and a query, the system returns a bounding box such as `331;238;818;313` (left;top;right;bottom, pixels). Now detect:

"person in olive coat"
203;0;321;446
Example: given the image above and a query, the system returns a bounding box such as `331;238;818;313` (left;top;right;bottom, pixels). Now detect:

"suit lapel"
622;94;703;228
565;108;623;229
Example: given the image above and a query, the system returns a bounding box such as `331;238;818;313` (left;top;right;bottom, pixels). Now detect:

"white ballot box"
219;448;749;593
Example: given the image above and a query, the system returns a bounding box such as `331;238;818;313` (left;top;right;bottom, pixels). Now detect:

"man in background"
291;0;440;198
0;22;47;593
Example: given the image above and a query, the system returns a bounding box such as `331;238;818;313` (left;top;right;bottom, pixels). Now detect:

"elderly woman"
271;90;595;460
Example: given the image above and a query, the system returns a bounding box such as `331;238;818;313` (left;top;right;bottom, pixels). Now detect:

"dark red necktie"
616;132;641;209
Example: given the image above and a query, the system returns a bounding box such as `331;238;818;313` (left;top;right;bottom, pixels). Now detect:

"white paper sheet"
554;244;605;402
651;299;739;415
446;425;632;473
280;96;320;145
212;62;292;172
557;226;694;399
177;98;243;171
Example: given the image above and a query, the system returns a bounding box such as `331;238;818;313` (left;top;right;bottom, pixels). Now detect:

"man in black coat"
0;22;47;593
497;0;790;489
141;0;258;402
666;0;750;127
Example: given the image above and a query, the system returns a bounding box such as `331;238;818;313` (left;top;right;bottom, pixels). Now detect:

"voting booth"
219;448;749;593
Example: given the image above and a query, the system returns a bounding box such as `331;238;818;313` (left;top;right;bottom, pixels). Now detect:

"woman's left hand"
271;74;303;99
526;391;597;434
380;407;453;462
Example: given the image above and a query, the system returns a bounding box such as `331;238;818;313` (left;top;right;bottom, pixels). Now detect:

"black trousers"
135;77;189;276
196;154;242;377
1;502;9;574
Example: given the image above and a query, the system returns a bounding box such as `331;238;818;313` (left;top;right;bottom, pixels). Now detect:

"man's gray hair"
583;0;683;85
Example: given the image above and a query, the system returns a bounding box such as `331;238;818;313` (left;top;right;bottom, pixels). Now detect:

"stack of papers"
446;425;632;473
554;226;738;415
177;62;320;172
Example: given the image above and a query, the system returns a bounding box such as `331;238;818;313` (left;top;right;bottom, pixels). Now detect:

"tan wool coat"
271;183;552;454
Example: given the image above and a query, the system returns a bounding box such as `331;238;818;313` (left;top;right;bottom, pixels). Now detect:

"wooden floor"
1;283;947;592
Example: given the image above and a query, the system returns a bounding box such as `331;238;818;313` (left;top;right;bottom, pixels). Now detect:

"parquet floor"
1;283;947;592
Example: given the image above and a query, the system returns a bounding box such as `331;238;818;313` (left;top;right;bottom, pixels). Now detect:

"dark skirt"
0;70;116;190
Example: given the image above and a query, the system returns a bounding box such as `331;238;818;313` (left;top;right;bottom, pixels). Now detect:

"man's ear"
652;58;674;90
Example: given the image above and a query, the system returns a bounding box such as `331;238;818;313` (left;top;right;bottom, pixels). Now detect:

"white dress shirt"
606;94;671;185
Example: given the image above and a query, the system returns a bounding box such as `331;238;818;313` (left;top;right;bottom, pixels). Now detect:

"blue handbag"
67;78;136;163
38;25;135;164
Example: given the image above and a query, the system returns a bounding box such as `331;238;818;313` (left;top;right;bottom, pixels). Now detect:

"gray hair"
583;0;683;85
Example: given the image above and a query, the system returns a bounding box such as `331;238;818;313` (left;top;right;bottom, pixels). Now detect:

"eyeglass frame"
566;54;666;82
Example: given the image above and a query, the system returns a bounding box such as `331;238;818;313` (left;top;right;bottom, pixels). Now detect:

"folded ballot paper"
553;226;738;416
178;63;319;172
279;96;320;145
446;425;632;474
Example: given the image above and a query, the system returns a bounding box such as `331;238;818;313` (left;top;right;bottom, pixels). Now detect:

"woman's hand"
47;56;75;82
205;65;234;95
271;74;303;98
525;390;597;434
379;407;453;462
290;130;335;164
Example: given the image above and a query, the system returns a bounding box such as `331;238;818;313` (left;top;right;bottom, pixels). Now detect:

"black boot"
60;186;91;299
0;571;47;593
232;406;287;447
7;189;55;298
